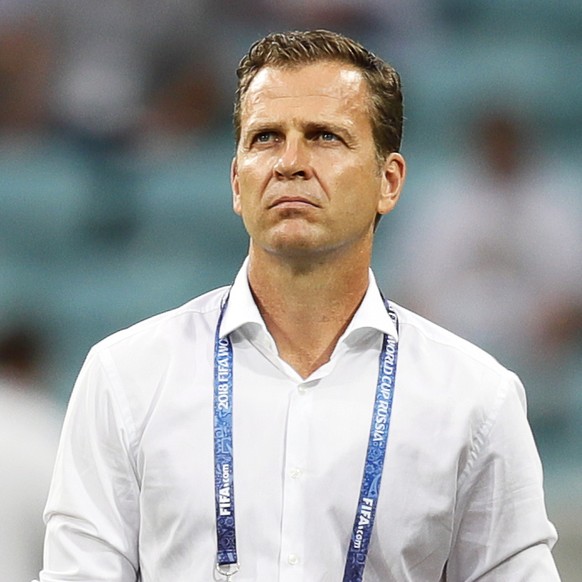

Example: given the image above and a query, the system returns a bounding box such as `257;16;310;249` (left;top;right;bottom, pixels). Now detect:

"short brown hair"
233;29;404;159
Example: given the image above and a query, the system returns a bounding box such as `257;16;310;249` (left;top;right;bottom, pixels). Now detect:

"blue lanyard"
213;295;399;581
213;301;238;579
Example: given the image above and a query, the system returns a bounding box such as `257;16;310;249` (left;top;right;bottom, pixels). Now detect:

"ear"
377;152;406;217
231;157;242;216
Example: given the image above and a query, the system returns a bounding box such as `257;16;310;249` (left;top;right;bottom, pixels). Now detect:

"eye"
252;131;278;144
319;132;339;142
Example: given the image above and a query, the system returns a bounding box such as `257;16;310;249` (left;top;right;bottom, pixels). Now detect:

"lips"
267;196;321;209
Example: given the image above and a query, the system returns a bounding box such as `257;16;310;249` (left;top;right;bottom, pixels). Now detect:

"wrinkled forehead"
246;60;365;92
240;62;370;122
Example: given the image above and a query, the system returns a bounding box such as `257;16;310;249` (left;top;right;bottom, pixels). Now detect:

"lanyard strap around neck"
213;295;400;582
343;303;399;582
213;297;238;576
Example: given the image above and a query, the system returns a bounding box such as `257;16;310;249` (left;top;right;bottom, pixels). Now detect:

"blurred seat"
0;139;92;262
133;137;248;293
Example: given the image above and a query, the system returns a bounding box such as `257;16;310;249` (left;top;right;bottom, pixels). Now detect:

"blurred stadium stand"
0;1;580;579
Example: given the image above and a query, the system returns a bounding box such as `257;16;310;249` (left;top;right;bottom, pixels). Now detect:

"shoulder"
77;285;230;404
391;302;524;409
390;303;532;486
91;285;229;359
68;286;230;440
394;303;501;367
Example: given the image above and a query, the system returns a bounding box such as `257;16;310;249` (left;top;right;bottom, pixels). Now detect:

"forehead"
240;62;371;128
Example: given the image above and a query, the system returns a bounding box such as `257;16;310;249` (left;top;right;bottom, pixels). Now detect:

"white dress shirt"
39;261;559;581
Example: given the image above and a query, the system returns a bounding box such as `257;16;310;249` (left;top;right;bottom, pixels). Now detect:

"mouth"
268;196;320;210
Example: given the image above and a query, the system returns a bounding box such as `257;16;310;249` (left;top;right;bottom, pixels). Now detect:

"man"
38;30;560;581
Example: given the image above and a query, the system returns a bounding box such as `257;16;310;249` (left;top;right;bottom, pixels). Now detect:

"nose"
273;138;313;180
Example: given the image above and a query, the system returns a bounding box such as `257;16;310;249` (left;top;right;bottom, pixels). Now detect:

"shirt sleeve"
39;349;141;581
445;373;561;581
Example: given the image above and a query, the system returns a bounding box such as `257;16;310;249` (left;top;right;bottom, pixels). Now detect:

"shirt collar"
341;269;398;342
220;257;398;342
219;257;265;338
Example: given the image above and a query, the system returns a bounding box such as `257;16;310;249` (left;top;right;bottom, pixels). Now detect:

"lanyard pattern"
213;302;237;570
213;295;399;581
343;305;399;582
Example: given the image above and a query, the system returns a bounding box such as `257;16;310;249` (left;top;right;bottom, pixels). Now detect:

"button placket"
279;381;312;581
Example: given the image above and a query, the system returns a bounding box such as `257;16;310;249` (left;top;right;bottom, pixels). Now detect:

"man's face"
232;61;404;261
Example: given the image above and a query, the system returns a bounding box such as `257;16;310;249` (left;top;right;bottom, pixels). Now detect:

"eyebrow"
244;119;356;144
303;121;351;136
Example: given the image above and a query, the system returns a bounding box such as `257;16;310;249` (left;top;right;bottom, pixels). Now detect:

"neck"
247;246;371;378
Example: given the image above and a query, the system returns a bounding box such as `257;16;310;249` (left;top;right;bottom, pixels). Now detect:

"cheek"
236;176;254;208
335;170;382;215
233;171;267;224
237;160;271;198
330;167;366;197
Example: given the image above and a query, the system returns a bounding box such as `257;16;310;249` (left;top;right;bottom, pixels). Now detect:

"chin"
267;239;321;258
266;236;348;263
263;223;323;252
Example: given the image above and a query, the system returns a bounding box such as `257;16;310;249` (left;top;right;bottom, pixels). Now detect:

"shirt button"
289;467;303;479
288;553;300;565
297;385;308;395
